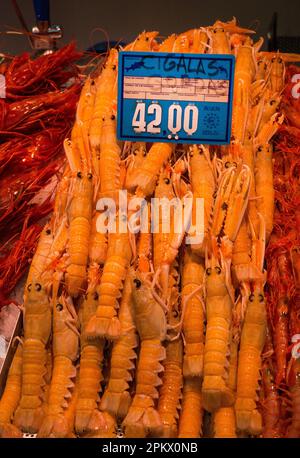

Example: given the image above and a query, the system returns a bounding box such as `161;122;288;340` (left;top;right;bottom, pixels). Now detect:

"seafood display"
0;18;300;439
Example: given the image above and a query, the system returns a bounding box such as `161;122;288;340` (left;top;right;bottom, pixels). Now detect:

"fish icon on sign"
126;58;155;72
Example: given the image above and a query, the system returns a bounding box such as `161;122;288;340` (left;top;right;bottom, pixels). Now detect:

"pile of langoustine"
0;43;82;305
0;18;299;439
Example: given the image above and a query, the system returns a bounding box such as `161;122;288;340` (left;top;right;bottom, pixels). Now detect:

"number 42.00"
132;102;199;136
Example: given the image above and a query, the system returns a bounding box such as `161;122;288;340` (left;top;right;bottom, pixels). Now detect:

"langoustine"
14;281;51;433
75;267;105;435
0;344;23;437
122;269;166;437
38;295;79;437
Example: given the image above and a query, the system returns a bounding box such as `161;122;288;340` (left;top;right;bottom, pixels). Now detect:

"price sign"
117;52;235;144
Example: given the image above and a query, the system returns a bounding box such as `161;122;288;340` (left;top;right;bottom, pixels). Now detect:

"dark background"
0;0;299;54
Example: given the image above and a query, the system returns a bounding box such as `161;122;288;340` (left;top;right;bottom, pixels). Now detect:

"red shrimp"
261;362;282;438
5;43;82;99
0;220;42;305
0;84;80;133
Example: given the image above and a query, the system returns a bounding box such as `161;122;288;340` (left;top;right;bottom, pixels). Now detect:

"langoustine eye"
134;278;141;288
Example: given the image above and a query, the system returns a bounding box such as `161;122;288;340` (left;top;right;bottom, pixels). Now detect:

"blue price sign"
117;52;235;144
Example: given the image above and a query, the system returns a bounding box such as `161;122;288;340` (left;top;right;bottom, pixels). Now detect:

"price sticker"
117;51;235;144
